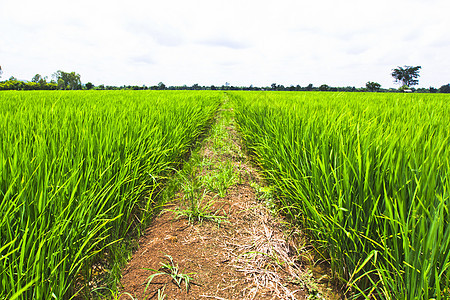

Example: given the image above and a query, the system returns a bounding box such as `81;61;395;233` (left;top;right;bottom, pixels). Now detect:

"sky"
1;0;450;88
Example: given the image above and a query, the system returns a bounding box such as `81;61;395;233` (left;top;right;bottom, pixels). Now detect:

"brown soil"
119;107;340;300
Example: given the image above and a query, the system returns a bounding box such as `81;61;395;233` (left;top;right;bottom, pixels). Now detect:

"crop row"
232;91;450;299
0;91;221;299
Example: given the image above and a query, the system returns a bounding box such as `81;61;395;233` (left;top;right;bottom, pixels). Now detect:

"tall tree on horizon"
391;65;421;87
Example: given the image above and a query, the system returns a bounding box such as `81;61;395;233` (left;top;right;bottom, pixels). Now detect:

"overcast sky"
1;0;450;88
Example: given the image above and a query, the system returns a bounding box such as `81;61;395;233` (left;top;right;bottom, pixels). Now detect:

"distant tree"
158;82;166;90
271;83;277;91
429;87;437;93
31;74;47;85
192;83;200;90
53;70;81;90
0;65;2;79
438;84;450;93
338;86;357;92
391;66;421;87
305;84;313;91
57;78;65;90
85;82;94;90
9;76;17;81
319;84;330;91
415;88;429;93
32;74;43;83
366;81;381;92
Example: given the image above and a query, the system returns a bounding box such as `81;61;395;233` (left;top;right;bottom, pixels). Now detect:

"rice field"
1;90;449;299
0;90;221;299
232;91;450;299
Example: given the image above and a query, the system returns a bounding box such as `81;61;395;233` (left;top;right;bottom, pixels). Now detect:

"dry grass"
222;199;313;300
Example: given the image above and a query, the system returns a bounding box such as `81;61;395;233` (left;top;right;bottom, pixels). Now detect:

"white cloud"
1;0;450;87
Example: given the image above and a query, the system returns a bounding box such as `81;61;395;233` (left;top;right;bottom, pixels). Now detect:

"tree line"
0;70;81;91
1;66;450;93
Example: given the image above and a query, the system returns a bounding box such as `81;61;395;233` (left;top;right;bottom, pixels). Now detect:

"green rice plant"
170;188;228;226
144;254;195;293
206;101;240;156
156;286;167;300
203;160;238;197
89;287;136;300
165;139;229;226
0;90;221;299
231;91;450;299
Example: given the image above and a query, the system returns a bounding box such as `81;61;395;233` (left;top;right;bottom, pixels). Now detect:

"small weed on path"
169;190;228;226
164;151;229;226
144;254;195;293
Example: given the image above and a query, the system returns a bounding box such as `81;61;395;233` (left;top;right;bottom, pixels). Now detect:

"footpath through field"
119;96;339;299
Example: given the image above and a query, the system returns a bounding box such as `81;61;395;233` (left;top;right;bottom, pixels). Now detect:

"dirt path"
119;98;339;299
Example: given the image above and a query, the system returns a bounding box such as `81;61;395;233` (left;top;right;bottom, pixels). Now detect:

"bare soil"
119;106;340;299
